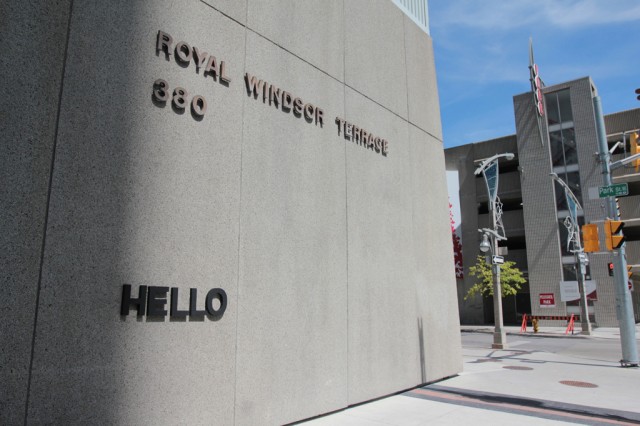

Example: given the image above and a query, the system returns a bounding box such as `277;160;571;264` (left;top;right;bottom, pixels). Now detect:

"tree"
449;200;464;279
464;255;526;300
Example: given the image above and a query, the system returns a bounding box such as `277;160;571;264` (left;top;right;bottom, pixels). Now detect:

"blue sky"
428;0;640;148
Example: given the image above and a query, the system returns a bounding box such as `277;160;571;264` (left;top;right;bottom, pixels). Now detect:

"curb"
461;328;590;339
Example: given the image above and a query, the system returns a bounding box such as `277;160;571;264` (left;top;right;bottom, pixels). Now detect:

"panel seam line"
232;3;250;424
199;0;436;140
24;1;75;423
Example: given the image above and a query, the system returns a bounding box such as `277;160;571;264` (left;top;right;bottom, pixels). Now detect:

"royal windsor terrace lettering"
156;30;231;84
244;73;325;126
154;30;389;156
335;117;388;156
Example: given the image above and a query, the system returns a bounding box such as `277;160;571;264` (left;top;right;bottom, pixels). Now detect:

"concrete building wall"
606;109;640;321
1;1;461;424
446;144;483;323
446;135;525;325
449;78;639;327
513;91;566;323
517;78;638;326
0;2;73;425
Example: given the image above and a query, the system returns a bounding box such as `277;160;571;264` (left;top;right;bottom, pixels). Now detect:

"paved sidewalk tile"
299;328;640;425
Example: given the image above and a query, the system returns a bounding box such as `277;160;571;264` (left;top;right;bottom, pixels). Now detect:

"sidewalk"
461;324;630;340
300;326;640;425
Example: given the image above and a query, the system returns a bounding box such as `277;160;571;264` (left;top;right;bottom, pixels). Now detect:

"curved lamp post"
475;153;514;350
550;172;592;335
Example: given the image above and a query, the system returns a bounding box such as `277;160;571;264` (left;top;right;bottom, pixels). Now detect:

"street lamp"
550;172;592;335
475;153;514;350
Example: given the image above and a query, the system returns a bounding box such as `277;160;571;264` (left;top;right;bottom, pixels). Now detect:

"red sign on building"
539;293;556;308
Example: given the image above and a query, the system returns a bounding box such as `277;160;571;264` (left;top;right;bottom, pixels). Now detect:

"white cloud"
544;0;640;27
543;61;636;85
432;0;640;148
430;0;640;31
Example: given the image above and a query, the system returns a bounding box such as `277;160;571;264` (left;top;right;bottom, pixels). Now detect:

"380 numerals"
153;79;207;117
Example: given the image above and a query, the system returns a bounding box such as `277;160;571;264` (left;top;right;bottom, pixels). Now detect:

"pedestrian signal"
581;223;599;252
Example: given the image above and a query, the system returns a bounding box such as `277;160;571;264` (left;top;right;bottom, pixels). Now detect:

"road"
462;331;624;366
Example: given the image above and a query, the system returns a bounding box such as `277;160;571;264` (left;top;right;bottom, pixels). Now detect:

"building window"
562;262;577;281
549;128;578;168
557;90;573;123
546;89;573;127
553;170;582;209
546;92;560;126
557;215;584;257
546;89;584;287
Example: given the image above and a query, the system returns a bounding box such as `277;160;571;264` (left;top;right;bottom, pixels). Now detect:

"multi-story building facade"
2;1;464;424
447;76;640;327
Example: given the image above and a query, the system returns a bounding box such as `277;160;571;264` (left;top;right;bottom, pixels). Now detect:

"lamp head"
479;233;491;253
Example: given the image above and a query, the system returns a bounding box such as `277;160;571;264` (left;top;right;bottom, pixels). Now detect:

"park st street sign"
599;183;629;198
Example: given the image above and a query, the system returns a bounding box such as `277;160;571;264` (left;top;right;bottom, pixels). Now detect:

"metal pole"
594;95;638;366
575;252;592;335
550;172;593;335
491;204;507;349
476;153;513;350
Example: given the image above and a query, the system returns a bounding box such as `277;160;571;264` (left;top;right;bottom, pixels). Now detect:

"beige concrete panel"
513;93;565;320
0;1;71;423
410;126;462;382
25;1;244;424
235;31;348;425
344;0;408;118
404;16;442;140
344;87;418;404
247;0;344;80
201;0;248;24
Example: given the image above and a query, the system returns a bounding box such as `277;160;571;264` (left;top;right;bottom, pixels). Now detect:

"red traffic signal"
636;88;640;101
608;262;614;276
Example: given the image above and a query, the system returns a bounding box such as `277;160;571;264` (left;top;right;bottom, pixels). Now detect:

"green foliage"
464;255;527;300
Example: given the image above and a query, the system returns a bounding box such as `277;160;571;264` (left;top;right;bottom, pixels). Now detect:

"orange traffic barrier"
520;314;580;335
565;314;575;335
522;314;581;321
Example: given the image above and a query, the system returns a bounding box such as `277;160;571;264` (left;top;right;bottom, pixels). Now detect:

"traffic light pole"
594;96;639;366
